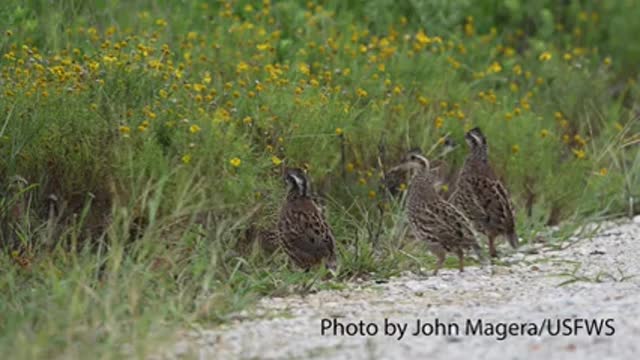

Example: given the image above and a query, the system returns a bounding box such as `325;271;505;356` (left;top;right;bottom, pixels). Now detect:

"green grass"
1;0;639;358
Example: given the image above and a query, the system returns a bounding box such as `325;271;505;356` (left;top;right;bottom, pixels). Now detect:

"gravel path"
164;218;640;360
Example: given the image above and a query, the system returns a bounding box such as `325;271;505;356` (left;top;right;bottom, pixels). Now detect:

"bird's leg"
488;235;497;258
456;249;464;272
433;250;446;275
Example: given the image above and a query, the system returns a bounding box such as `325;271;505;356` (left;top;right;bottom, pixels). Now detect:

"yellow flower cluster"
0;0;615;204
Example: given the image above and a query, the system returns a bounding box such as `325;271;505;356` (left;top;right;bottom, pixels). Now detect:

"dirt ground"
160;218;640;359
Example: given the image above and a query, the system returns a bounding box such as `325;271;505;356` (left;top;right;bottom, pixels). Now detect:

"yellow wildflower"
103;55;117;63
512;64;522;75
504;47;515;57
236;61;250;73
539;51;552;61
464;16;474;36
554;112;564;120
415;30;431;45
487;61;502;73
181;154;192;164
346;163;355;172
511;144;520;154
193;83;206;92
189;125;201;134
574;134;587;147
572;148;586;159
599;168;608;176
356;88;368;97
229;157;242;167
335;127;344;136
271;156;282;166
298;63;310;75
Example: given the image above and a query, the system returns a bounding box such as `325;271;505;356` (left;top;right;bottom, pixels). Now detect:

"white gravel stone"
155;219;640;360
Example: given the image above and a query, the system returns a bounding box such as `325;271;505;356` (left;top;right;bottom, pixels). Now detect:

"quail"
384;138;457;197
244;225;280;254
450;127;519;258
392;150;483;275
278;167;337;271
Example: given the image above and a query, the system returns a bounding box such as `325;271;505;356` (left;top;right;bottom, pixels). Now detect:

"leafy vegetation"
0;0;638;358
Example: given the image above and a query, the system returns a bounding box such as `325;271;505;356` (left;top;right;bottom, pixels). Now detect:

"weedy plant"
0;0;639;358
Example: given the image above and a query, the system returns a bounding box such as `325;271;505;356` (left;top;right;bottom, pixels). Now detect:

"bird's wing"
411;201;478;249
468;175;516;233
281;203;335;258
451;177;490;227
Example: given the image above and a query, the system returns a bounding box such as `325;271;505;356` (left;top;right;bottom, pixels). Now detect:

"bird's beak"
388;161;420;173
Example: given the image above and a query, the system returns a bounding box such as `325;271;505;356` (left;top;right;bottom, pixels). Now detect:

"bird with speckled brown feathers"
450;127;519;258
392;150;483;275
278;167;337;271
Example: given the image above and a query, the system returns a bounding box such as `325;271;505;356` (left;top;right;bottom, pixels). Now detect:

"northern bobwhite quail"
244;225;280;254
384;138;457;197
450;127;518;258
392;150;483;275
278;167;337;271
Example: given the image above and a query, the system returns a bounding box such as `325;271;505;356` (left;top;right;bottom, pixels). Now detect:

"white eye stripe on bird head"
407;151;430;170
465;127;486;148
413;154;430;169
289;172;305;189
285;170;308;196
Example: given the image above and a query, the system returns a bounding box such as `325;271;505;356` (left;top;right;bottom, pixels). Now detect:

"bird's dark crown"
464;127;487;149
